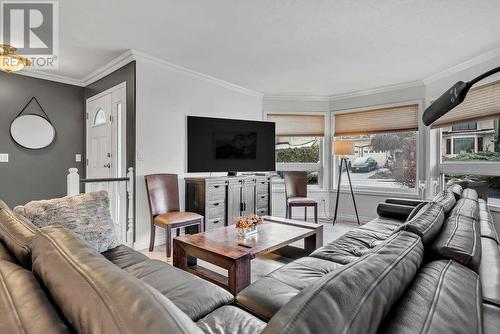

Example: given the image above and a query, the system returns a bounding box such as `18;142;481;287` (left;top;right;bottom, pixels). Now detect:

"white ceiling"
22;1;500;94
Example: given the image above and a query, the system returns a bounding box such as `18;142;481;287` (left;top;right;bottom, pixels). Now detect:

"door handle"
104;163;111;168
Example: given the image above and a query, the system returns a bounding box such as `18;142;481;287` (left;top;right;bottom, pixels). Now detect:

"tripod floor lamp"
333;140;360;225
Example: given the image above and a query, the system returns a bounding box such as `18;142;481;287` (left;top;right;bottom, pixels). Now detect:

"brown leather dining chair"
145;174;203;258
284;171;318;224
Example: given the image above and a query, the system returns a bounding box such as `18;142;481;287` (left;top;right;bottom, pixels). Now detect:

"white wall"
134;59;263;249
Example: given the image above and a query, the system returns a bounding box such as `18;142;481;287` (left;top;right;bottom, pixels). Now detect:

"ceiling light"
0;44;32;73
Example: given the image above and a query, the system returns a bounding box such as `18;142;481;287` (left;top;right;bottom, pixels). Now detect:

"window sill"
332;187;420;198
488;203;500;213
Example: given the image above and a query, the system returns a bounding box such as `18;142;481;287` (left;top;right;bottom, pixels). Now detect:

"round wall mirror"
10;114;56;149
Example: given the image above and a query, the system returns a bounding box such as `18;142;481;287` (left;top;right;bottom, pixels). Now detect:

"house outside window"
267;113;325;187
436;79;500;208
333;103;419;193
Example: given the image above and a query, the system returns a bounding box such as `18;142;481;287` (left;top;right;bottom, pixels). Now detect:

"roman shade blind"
267;113;325;136
334;104;418;136
431;80;500;128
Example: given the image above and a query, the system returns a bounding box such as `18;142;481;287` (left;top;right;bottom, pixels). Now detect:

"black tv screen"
187;116;275;173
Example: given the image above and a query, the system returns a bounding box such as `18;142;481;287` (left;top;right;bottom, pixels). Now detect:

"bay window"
437;79;500;207
267;113;325;187
332;104;419;193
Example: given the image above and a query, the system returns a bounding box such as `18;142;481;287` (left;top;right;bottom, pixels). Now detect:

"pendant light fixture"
0;44;32;73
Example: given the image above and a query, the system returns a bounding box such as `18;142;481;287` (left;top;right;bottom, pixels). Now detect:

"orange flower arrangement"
234;214;263;229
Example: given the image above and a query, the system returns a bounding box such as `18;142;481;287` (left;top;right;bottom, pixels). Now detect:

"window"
436;80;500;208
452;122;477;131
333;104;419;192
444;174;500;207
267;113;325;186
453;138;475;154
93;108;107;126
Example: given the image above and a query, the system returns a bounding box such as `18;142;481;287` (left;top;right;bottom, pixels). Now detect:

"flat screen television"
187;116;275;173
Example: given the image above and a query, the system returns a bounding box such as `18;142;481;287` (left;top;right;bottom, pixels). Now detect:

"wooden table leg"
228;255;251;296
173;239;197;268
304;226;323;254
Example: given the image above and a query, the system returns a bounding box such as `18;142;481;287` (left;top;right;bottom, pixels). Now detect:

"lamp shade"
333;140;353;156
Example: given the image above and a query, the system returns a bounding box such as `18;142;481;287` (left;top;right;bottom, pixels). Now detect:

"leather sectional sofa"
0;184;498;333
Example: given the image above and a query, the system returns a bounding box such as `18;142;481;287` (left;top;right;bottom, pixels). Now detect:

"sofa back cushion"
462;188;479;201
15;191;119;252
447;183;463;200
449;198;479;220
0;208;37;268
0;260;71;333
0;199;9;210
398;202;445;246
31;226;203;334
430;214;481;271
432;190;456;215
378;260;481;334
479;199;499;243
263;231;424;334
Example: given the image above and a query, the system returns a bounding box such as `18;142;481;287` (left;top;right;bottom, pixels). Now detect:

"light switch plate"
0;154;8;162
75;154;82;162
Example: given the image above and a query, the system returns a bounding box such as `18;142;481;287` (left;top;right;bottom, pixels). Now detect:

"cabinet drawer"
256;194;268;209
207;200;225;218
206;185;226;201
205;217;225;231
256;181;269;195
256;208;268;216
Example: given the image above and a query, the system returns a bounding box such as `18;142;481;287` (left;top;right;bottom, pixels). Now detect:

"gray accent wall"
0;72;84;207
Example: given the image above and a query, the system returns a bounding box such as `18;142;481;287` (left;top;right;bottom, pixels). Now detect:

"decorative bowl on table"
235;215;263;238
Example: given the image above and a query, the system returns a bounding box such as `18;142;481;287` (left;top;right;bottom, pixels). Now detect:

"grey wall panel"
0;72;84;207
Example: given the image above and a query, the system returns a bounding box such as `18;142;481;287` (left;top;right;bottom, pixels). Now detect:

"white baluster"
126;167;134;247
67;168;80;196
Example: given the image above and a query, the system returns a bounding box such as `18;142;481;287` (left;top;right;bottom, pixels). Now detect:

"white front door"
86;83;127;242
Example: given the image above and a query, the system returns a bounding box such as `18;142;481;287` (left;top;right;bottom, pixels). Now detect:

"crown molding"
328;80;424;101
15;69;84;86
423;45;500;85
264;95;331;102
130;50;264;98
14;49;264;97
81;49;135;86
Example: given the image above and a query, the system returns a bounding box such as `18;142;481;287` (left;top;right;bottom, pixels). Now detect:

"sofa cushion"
447;183;463;200
479;237;500;306
0;260;71;334
101;244;149;269
376;203;415;221
310;217;401;264
430;214;481;271
378;260;482;334
197;305;266;334
398;202;444;246
15;191;119;252
479;199;499;243
0;199;9;210
236;257;343;320
263;231;423;334
124;259;233;321
0;208;37;268
431;190;456;214
462;187;479;201
483;303;500;334
0;242;15;263
31;226;203;334
449;198;479;220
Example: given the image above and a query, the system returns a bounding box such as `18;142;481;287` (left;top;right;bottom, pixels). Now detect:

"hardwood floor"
140;220;359;283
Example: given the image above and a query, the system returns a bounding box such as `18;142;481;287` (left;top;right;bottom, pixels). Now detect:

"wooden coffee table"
173;216;323;295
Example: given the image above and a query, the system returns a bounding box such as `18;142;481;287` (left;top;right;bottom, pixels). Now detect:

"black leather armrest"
385;198;427;207
377;203;415;221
